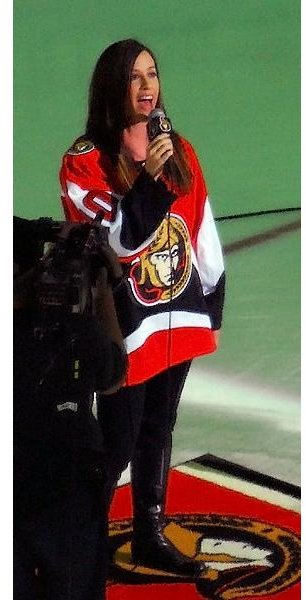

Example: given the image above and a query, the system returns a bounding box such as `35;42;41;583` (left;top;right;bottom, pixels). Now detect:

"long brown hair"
85;39;192;193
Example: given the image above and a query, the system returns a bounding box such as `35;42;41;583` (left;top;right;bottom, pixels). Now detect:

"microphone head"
148;108;165;121
147;108;172;140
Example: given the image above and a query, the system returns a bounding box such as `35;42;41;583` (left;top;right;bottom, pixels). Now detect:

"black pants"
98;361;191;504
14;485;108;600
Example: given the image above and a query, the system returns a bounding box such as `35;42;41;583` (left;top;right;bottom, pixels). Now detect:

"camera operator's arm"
93;269;127;394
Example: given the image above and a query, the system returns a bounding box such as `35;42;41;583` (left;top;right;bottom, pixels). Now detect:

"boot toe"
132;536;206;578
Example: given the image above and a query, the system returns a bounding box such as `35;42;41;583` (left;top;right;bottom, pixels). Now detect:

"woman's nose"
140;75;150;88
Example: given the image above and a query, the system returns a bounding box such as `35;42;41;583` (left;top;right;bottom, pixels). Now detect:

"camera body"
35;224;100;316
14;214;122;340
29;216;118;339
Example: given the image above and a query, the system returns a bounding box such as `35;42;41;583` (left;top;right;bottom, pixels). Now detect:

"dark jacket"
14;309;125;518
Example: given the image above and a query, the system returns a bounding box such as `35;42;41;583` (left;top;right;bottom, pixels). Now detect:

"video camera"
14;213;122;336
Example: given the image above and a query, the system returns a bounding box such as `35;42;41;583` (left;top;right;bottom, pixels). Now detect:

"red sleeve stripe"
66;180;112;221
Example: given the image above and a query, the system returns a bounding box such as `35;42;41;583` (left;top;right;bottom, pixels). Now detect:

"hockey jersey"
59;137;225;386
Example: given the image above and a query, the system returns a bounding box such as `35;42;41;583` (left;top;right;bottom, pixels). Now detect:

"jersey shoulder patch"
67;138;95;155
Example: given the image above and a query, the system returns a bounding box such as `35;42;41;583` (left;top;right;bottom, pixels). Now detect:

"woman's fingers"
149;134;173;155
145;133;173;177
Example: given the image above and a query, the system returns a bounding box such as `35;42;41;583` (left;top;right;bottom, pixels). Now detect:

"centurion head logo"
128;214;192;305
108;514;300;599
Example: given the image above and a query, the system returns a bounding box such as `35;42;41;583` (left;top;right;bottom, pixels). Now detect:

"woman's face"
127;50;160;120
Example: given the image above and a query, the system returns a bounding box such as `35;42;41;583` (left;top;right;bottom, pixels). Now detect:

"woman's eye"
131;73;139;81
148;71;157;78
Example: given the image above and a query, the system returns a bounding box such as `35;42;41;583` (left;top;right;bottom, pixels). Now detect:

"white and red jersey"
60;137;225;386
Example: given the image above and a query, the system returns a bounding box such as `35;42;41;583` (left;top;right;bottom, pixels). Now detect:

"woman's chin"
128;113;148;125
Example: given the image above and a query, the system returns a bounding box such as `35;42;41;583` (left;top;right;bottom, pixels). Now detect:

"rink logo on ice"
109;514;300;598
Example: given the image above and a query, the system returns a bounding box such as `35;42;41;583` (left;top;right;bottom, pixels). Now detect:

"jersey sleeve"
186;141;226;329
60;148;175;259
60;149;115;228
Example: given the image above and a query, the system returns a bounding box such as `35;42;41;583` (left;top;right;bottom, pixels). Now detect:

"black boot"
130;444;205;578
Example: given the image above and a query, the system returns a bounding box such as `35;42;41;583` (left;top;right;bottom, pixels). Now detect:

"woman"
60;39;225;577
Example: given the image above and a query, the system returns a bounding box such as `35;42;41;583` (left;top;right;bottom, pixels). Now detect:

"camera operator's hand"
88;226;123;286
94;268;125;349
97;239;123;284
93;269;127;393
93;267;109;297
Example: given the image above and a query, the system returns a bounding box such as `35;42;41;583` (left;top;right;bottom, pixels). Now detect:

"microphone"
147;108;172;141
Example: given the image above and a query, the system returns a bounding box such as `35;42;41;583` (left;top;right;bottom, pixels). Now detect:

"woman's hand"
144;133;173;180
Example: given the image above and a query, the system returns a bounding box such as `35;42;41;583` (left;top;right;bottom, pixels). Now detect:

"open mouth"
137;95;154;110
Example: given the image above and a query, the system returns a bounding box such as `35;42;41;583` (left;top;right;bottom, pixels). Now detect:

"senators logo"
159;115;172;133
108;514;300;598
128;214;192;305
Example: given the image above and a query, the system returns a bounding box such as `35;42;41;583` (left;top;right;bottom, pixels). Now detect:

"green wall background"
14;0;300;220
